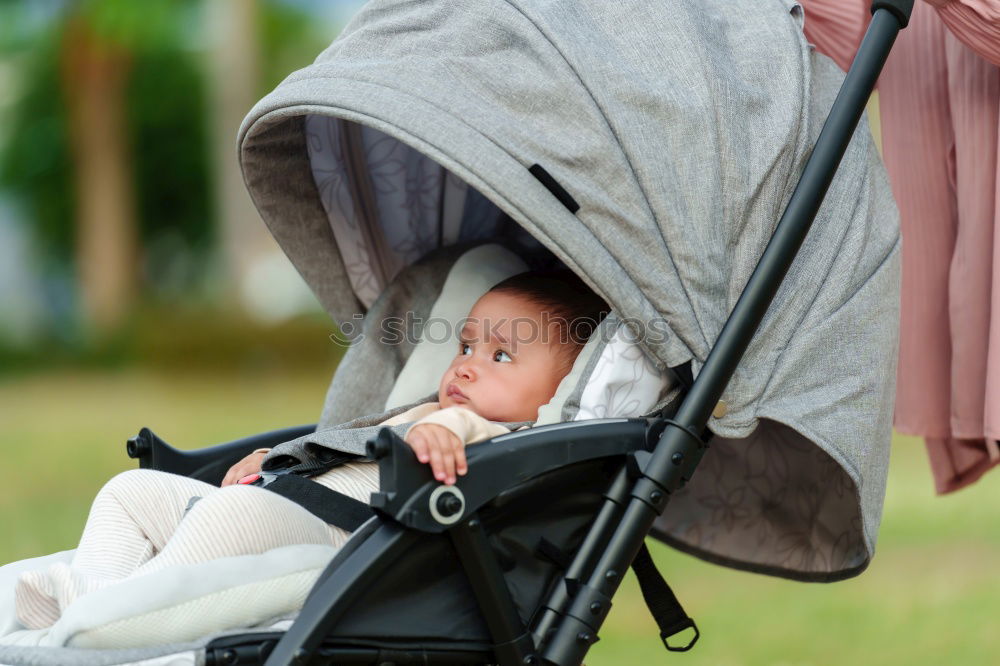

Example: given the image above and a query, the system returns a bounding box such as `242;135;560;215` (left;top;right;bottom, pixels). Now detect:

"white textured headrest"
536;313;674;424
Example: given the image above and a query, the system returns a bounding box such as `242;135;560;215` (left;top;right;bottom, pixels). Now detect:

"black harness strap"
631;542;699;652
264;474;375;532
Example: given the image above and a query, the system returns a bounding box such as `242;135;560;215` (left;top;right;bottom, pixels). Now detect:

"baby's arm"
405;407;510;484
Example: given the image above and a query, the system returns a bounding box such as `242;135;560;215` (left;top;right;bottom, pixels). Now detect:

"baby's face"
437;291;568;422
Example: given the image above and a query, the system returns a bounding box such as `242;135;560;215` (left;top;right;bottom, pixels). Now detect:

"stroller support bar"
531;467;631;648
450;517;538;665
368;419;650;533
540;7;911;666
538;427;703;665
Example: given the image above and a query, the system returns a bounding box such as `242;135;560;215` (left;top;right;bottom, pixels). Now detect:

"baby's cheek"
437;375;451;404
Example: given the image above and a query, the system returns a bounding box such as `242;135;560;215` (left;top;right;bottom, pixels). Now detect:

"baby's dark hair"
487;270;610;371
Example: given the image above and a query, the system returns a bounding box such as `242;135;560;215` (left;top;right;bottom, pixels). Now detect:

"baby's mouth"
446;384;469;402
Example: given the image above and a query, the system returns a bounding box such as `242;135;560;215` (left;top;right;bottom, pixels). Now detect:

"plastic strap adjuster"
661;617;700;652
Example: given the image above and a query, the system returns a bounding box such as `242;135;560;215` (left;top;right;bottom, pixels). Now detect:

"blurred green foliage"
128;47;213;288
0;0;334;356
0;0;209;269
0;30;75;267
260;2;330;93
72;0;195;49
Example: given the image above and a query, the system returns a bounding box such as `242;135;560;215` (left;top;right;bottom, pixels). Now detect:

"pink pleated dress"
800;0;1000;493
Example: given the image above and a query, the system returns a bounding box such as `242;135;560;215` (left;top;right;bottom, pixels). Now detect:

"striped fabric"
14;465;378;630
801;0;1000;493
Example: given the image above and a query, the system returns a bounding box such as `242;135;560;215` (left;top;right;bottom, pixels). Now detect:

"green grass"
1;369;998;664
0;368;334;558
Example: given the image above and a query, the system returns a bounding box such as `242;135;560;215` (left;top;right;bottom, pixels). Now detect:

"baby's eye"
459;342;472;356
493;350;512;363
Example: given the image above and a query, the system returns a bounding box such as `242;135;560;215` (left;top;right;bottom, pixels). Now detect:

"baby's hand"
221;449;270;487
405;424;466;485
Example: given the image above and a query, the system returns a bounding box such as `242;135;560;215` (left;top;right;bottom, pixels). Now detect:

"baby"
13;270;608;630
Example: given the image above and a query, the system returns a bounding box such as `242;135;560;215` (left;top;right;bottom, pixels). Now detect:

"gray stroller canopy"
238;0;899;581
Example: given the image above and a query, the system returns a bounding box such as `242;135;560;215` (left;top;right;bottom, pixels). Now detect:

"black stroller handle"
872;0;915;28
539;6;913;666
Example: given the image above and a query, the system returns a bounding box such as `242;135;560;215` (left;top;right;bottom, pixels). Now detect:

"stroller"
0;0;910;664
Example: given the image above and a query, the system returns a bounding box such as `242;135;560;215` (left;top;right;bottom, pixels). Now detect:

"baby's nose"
456;361;476;380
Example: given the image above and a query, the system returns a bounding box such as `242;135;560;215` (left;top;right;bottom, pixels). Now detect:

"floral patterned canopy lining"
305;115;546;308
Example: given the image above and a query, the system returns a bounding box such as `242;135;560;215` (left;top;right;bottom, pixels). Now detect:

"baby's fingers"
407;432;431;464
437;433;459;485
428;438;448;482
407;425;463;484
222;463;248;487
453;439;468;477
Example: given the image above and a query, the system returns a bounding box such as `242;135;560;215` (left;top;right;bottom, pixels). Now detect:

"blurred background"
0;1;996;664
0;0;364;367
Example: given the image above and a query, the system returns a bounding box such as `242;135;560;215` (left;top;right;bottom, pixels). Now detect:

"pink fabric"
800;0;1000;494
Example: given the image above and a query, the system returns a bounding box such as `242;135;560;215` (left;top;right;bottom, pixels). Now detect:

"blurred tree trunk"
60;16;137;336
208;0;274;306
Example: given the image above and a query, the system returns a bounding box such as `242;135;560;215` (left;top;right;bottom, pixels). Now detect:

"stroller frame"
127;3;913;665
